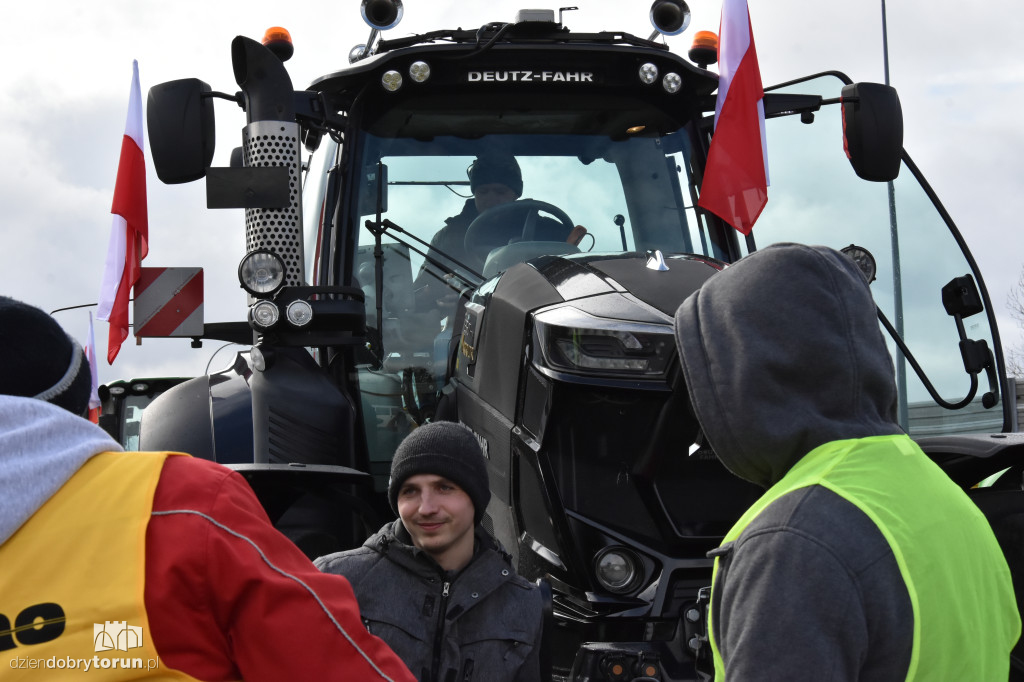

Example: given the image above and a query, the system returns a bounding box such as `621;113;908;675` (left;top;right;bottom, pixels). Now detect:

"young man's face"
473;183;518;213
396;474;476;571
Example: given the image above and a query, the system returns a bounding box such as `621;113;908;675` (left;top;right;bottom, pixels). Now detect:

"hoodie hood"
673;243;902;489
0;395;123;545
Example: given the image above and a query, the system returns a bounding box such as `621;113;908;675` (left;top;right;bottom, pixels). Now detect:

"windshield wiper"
365;218;483;286
362;217;482;365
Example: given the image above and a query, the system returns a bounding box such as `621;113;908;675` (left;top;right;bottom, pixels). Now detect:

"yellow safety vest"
710;435;1019;680
1;451;197;679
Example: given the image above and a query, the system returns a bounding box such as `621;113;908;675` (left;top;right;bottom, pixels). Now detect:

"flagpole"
882;0;909;430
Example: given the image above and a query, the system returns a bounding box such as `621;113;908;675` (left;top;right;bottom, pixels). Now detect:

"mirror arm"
876;307;980;410
201;90;245;107
196;89;347;131
294;91;349;133
761;93;822;120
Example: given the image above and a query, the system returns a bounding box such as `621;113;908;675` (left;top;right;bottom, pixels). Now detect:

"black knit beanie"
388;421;491;524
468;156;523;197
0;296;92;417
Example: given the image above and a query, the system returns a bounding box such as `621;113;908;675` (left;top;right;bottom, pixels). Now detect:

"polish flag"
697;0;769;235
85;311;102;424
97;60;148;364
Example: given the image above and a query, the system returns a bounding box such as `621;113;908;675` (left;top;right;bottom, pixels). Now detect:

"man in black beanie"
0;296;415;681
317;421;545;681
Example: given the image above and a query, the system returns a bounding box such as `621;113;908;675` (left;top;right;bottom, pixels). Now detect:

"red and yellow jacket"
1;398;413;682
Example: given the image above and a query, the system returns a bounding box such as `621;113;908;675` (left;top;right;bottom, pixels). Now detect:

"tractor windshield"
351;127;703;274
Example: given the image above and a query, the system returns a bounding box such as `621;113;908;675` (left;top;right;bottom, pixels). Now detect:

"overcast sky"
1;0;1022;387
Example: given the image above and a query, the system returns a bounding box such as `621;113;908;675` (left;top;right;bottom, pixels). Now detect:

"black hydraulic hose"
446;22;514;60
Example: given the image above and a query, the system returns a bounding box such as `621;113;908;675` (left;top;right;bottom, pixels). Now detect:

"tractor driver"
413;155;581;312
413;154;524;311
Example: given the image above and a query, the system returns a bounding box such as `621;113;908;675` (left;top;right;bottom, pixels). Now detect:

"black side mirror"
841;82;903;182
147;78;216;184
942;274;999;409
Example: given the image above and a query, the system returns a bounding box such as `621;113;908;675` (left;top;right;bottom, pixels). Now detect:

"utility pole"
882;0;908;430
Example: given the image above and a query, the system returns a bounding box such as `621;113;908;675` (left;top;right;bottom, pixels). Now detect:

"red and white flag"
85;311;102;424
697;0;769;235
97;60;148;364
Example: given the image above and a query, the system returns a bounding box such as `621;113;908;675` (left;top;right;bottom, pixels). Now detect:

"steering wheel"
463;199;575;263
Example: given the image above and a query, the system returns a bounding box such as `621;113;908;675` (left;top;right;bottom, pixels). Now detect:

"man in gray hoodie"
672;243;1019;680
316;420;544;681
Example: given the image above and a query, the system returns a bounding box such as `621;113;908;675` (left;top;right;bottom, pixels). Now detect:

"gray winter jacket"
316;520;544;682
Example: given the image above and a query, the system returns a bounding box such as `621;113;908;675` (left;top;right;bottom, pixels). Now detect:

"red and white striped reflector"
133;267;204;337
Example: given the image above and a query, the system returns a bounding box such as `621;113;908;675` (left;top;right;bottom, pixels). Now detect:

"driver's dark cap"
468;156;523;197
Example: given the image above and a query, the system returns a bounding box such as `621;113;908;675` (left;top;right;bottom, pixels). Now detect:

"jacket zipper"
430;580;451;682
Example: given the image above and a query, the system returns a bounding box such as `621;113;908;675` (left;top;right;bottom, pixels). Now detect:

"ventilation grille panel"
243;120;304;287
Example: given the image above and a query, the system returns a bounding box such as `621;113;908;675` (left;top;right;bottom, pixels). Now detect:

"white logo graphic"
93;621;143;652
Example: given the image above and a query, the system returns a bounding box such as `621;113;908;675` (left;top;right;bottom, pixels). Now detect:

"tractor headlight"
662;72;682;94
532;307;674;379
250;300;280;330
239;249;286;297
594;547;640;594
638;62;659;85
409;61;431;83
382;70;403;92
286;299;314;327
